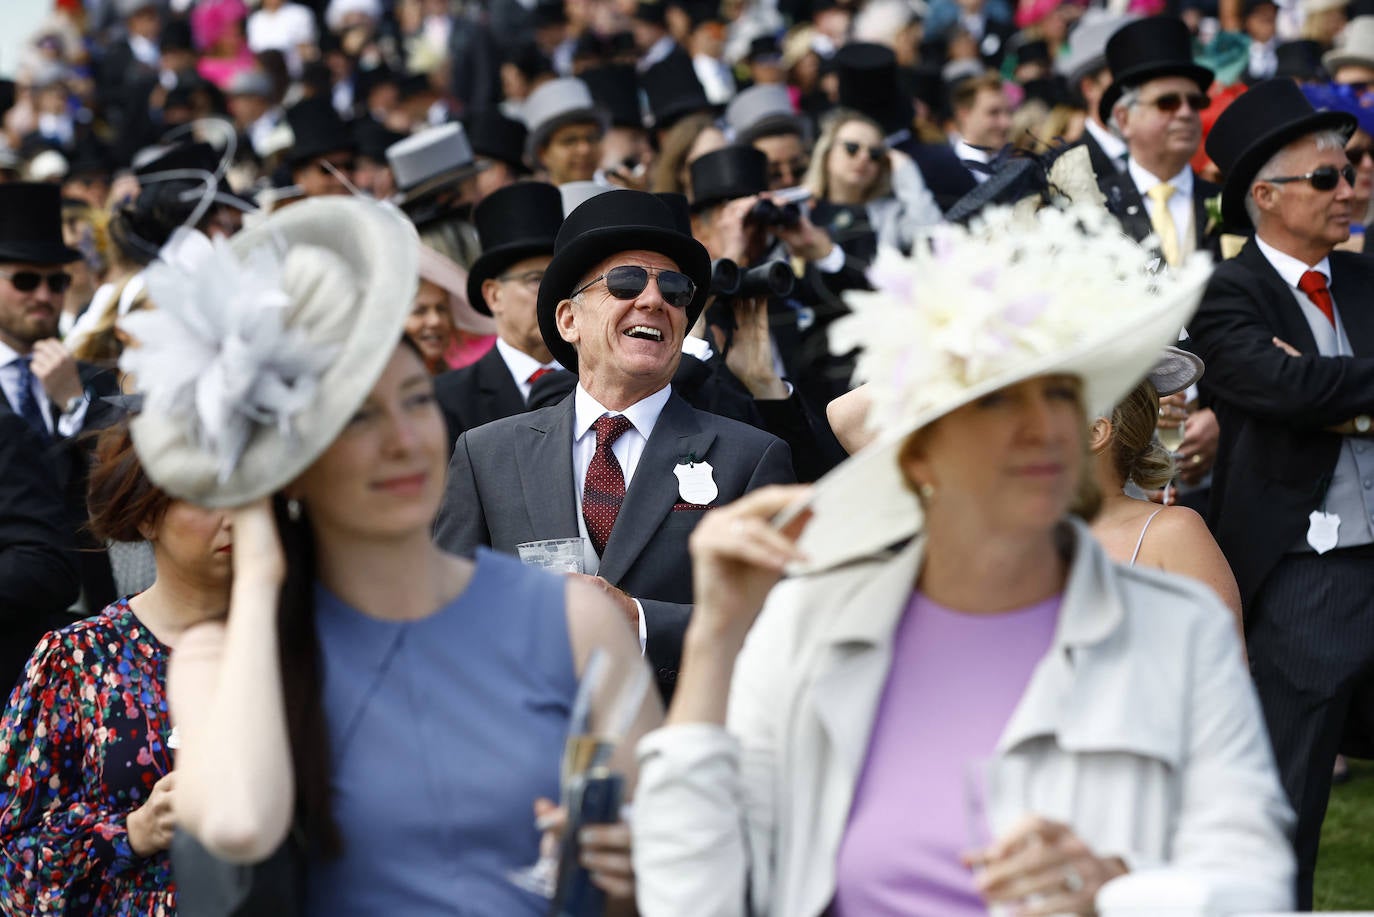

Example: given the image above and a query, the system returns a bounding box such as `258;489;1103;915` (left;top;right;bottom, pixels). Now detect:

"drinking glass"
1156;402;1187;505
517;538;587;574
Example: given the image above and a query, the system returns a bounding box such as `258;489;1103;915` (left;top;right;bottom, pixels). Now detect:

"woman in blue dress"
117;197;658;915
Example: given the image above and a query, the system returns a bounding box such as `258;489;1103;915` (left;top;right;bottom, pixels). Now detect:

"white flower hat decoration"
120;196;420;507
791;204;1213;572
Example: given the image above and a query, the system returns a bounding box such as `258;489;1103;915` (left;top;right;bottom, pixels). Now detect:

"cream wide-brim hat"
125;197;419;507
786;207;1211;574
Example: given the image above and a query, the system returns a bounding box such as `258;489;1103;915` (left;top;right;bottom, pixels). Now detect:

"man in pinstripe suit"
1188;80;1374;909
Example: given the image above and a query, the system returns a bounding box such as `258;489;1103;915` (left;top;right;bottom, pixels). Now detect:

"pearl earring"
918;483;936;499
287;498;302;522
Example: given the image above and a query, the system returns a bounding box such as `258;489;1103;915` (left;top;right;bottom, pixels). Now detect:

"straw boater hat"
788;204;1212;572
120;197;419;506
536;189;709;372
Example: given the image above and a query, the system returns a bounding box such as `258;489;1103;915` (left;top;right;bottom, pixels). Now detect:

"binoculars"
710;258;796;300
746;198;803;228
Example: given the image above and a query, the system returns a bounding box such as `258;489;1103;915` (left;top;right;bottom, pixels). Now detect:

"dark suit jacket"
433;346;527;455
1186;242;1374;606
0;413;80;696
1080;129;1125;181
434;391;794;699
896;139;979;214
1100;169;1223;263
0;362;121;612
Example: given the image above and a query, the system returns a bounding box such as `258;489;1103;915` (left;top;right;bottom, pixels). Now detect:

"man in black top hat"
285;96;357;197
1099;17;1223;267
581;65;655;191
434;181;565;448
436;190;793;702
466;110;530;202
641;47;715;137
0;182;119;616
1188;79;1374;910
1055;10;1133;178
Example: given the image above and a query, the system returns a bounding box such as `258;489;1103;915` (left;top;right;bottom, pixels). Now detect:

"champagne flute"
1157;414;1186;505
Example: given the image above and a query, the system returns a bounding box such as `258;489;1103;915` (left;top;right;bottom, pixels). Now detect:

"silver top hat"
1056;10;1135;84
725;84;809;145
559;179;620;216
386;123;483;201
522;78;607;162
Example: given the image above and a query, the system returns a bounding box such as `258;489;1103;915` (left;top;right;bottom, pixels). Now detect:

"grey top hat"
386;122;486;205
559;180;620;216
116;0;157;16
1324;16;1374;74
227;69;273;98
725;85;810;145
521;78;608;164
1055;11;1135;85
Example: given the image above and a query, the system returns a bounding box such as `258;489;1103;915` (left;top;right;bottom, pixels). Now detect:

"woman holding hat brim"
116;197;657;913
632;206;1294;915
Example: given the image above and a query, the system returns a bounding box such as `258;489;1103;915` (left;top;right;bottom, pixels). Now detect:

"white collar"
495;337;560;383
1084;117;1127;159
573;383;672;442
1253;234;1332;288
0;338;23;368
1127;159;1193;197
953;138;991;163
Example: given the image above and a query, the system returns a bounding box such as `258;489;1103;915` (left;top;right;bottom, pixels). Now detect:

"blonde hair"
1109;380;1175;490
652;112;722;195
70;275;150;366
803;108;893;203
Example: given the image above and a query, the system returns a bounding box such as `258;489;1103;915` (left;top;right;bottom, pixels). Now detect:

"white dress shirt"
953;138;993;184
1128;159;1196;247
572;383;673;652
1084;117;1128;168
495;337;562;402
0;339;87;438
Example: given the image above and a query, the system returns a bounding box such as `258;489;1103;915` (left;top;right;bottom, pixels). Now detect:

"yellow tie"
1147;183;1180;267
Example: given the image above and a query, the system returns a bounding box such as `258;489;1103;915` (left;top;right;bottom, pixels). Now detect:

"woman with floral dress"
0;422;232;915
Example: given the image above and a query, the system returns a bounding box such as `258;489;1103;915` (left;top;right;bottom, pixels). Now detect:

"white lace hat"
790;205;1213;572
120;197;419;506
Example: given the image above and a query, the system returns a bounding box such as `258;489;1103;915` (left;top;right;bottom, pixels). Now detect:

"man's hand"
1177;406;1219;485
713;195;761;265
127;771;177;857
566;573;638;631
723;296;788;400
30;339;84;408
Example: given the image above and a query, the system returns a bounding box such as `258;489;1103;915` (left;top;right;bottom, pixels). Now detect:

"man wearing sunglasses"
0;183;119;616
1190;79;1374;911
436;191;793;703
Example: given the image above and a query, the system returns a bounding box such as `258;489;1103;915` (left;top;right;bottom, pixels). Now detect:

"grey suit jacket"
435;391;794;698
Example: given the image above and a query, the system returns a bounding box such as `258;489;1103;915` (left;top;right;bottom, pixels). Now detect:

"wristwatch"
1356;414;1372;435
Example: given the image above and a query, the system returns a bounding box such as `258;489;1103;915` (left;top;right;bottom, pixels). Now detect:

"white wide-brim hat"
789;205;1211;573
121;197;419;507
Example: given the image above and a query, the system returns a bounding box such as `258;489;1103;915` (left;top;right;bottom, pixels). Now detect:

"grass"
1315;759;1374;911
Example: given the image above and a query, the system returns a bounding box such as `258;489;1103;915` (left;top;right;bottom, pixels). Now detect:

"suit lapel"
1239;242;1323;355
476;346;527;418
516;398;580;538
1331;255;1374;356
1100;174;1154;245
598;394;716;584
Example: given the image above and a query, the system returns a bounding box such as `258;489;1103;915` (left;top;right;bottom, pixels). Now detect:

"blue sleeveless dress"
305;549;576;916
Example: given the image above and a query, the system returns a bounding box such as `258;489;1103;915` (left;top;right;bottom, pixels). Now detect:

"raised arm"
170;500;293;863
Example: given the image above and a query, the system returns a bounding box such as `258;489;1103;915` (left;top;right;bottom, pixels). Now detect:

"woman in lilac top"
632;207;1295;915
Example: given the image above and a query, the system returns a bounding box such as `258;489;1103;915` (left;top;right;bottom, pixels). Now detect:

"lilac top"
831;591;1062;916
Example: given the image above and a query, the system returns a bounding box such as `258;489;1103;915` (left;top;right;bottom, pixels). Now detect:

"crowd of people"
0;0;1372;913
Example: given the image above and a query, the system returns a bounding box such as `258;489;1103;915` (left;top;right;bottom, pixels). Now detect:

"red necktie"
1298;270;1336;327
528;367;553;385
582;414;633;556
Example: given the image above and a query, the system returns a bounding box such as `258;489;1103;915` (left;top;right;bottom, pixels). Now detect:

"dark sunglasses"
841;140;886;163
1140;91;1211;113
571;264;696;308
0;269;72;294
768;156;810;182
1347;146;1374;166
1263;163;1357;192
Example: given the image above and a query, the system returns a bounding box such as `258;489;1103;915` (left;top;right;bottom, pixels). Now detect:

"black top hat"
161;19;193;53
466;110;530;173
355;64;399;102
655;192;692;233
285;97;355;167
748;34;782;62
0;183;82;264
1206;78;1356;232
537;190;710;372
467;182;564;315
1016;39;1051;67
634;0;668;26
1098;18;1214;124
641;47;713;131
834;42;914;136
353;117;407;162
900;64;947;119
1272;39;1329;81
689;145;769;211
581;65;645;129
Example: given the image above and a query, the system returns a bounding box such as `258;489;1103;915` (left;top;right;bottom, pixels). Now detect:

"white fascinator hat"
792;204;1213;572
119;197;420;507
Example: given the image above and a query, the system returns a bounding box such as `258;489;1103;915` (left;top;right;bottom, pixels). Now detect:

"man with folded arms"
435;190;792;702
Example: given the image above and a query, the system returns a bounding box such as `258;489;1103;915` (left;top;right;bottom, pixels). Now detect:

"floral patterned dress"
0;598;177;915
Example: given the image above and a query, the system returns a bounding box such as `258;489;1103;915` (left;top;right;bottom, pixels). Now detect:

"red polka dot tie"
583;414;634;556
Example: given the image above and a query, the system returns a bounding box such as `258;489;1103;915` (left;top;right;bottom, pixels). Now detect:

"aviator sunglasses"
1139;91;1211;113
841;140;886;163
571;265;697;308
0;268;73;294
1262;163;1357;192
